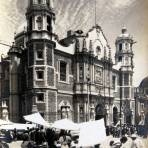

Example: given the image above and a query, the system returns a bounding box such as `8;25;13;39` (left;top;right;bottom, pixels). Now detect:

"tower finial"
122;26;127;34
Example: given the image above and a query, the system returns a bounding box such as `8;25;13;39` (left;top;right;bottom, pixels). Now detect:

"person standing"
130;134;144;148
120;136;128;148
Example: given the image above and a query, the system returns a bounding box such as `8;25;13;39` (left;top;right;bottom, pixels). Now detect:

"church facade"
0;0;136;125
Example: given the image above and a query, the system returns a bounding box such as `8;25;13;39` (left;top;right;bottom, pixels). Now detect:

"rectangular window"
112;76;116;90
60;61;67;81
124;87;129;98
119;43;122;51
118;56;122;62
29;17;32;30
79;65;83;81
37;50;43;59
36;93;44;103
124;74;129;86
47;16;51;32
36;71;44;80
141;103;144;110
38;0;42;4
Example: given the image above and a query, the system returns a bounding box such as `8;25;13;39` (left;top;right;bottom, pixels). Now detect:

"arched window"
95;104;105;120
96;46;101;55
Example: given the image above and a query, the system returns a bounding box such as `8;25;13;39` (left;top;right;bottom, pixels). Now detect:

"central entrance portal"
95;104;106;124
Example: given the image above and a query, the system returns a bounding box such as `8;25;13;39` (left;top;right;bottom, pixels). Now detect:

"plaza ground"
8;135;148;148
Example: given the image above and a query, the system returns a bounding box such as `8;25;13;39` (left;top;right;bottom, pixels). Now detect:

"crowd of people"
0;124;147;148
106;124;137;137
106;124;146;148
0;126;78;148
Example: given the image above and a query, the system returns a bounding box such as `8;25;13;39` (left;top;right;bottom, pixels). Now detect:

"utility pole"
119;68;123;137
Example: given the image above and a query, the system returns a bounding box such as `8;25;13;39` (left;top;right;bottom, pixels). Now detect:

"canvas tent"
78;119;107;147
51;118;79;131
23;112;50;127
0;119;12;125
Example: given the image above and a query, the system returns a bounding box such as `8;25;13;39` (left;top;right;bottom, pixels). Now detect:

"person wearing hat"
111;139;122;148
120;136;128;148
130;134;144;148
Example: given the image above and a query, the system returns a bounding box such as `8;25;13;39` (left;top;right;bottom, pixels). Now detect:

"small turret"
115;27;136;125
115;27;134;67
26;0;56;39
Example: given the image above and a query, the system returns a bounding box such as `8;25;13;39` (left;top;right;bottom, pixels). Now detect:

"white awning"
0;123;36;130
78;119;107;147
23;112;50;127
0;119;12;125
51;118;79;131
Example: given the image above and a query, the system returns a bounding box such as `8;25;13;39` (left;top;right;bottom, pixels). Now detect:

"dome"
15;21;27;35
116;26;133;41
139;76;148;88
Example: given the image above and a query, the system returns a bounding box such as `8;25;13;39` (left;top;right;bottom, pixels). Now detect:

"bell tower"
115;27;135;125
26;0;55;40
25;0;56;121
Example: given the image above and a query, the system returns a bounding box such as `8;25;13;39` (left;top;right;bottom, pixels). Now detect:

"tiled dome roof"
139;76;148;88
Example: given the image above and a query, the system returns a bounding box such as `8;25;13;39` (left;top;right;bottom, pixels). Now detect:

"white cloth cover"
23;112;50;127
78;119;107;147
0;123;36;130
51;118;79;131
0;119;12;125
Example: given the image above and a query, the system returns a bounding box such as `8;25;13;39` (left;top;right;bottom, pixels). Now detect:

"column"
77;102;80;123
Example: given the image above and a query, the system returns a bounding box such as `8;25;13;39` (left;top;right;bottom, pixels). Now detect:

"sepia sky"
0;0;147;86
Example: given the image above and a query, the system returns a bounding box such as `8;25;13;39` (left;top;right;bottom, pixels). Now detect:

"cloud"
112;0;136;8
0;0;147;86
